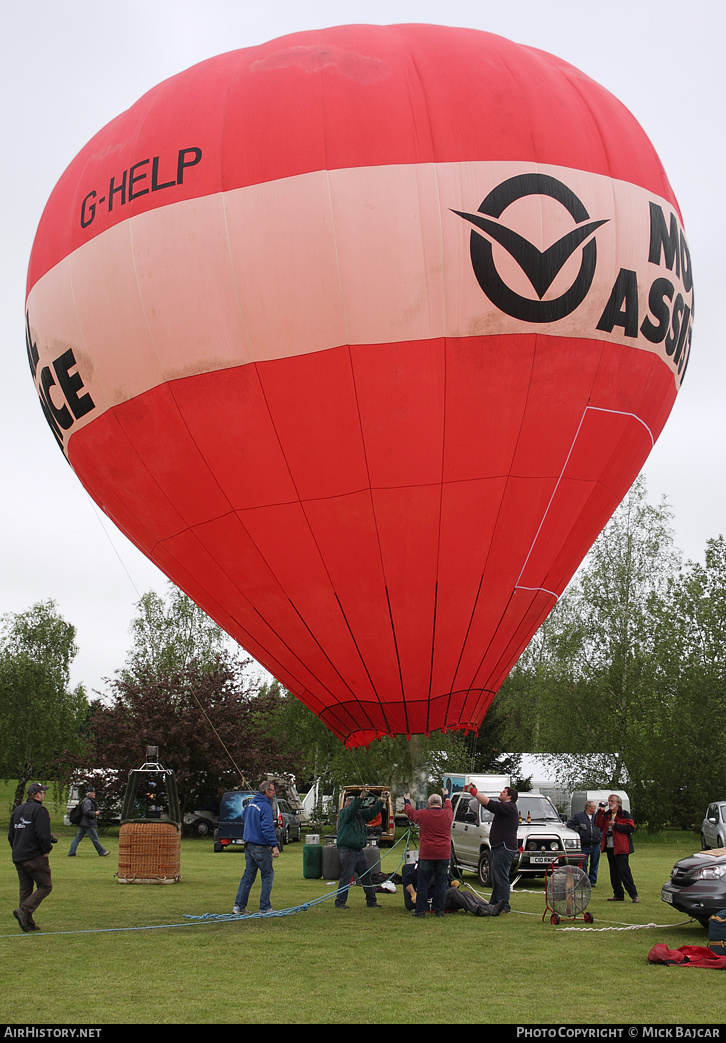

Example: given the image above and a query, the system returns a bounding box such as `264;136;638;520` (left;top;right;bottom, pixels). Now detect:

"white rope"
557;918;695;932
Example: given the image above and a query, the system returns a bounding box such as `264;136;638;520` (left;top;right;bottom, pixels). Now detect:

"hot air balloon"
25;25;693;748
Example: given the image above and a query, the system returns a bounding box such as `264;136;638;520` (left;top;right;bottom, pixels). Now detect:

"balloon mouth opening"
342;721;481;750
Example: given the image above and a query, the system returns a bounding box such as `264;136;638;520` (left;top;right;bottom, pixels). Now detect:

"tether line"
1;830;415;940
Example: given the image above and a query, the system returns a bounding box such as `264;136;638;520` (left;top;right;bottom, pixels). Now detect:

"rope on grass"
184;828;415;923
0;829;443;937
557;917;697;933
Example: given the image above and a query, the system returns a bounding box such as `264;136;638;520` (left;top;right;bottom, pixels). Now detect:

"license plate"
661;888;673;904
232;839;244;845
531;856;556;864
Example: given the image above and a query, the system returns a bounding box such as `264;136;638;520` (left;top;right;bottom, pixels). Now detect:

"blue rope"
185;827;414;922
0;831;415;938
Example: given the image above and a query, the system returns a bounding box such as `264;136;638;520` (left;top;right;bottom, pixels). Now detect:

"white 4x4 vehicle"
450;791;582;886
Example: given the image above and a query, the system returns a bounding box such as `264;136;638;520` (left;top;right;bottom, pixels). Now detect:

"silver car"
701;802;726;850
450;791;582;886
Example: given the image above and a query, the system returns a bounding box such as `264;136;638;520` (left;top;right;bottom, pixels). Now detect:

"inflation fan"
543;858;593;926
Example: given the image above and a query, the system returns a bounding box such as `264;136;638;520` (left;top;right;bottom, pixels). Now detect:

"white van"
569;790;630;817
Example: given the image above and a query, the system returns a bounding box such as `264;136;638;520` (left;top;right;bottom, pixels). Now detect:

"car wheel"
719;836;724;849
477;850;492;887
284;825;290;844
701;833;710;850
213;842;222;853
195;820;211;837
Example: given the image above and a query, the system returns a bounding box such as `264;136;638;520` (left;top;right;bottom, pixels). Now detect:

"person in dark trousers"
233;780;280;914
335;785;387;909
68;787;110;857
8;783;56;931
404;790;454;918
596;794;639;903
402;862;507;916
465;783;519;912
567;800;601;886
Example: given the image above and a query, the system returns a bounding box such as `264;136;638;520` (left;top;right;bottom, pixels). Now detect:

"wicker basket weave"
117;821;181;884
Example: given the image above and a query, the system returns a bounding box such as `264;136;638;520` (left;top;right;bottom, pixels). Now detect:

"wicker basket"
117;821;181;884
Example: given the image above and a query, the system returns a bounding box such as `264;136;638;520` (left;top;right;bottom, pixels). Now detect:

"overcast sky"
2;1;723;698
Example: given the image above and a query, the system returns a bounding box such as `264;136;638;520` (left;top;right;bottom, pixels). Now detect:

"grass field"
0;786;717;1026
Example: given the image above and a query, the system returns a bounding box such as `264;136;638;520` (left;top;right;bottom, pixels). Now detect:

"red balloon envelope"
25;25;693;747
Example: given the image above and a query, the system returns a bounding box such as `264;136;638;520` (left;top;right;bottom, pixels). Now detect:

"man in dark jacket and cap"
8;783;56;931
335;786;387;909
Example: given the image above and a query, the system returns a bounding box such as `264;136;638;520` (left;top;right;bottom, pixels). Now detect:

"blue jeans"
336;847;378;907
581;844;600;886
414;859;449;915
235;845;275;911
490;844;517;907
68;827;107;856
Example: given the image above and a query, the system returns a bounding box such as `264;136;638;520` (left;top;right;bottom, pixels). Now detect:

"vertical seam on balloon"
320;163;395;732
396;30;442;737
332;592;393;736
317;146;395;731
317;169;392;721
430;160;448;734
342;345;401;729
385;586;410;737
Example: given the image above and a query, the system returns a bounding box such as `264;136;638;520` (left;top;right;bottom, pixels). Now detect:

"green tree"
496;477;683;829
88;659;302;814
123;584;228;679
86;585;306;811
652;536;726;824
0;600;88;804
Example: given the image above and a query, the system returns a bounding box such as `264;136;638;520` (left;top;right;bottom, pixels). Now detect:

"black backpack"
69;801;84;825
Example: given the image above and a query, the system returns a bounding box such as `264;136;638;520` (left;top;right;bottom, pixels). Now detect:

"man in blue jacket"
567;800;601;886
233;781;280;914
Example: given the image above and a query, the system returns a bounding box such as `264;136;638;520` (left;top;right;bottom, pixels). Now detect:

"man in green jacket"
335;786;388;909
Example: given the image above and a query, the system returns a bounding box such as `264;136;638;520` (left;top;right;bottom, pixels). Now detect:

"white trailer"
444;773;511;799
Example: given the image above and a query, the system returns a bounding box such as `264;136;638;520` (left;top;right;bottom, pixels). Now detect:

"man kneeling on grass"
403;861;507;916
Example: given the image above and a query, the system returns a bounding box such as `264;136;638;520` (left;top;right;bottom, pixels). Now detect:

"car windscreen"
517;796;560;822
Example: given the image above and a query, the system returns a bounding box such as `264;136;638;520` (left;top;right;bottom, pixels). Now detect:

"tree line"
2;475;723;828
493;476;726;831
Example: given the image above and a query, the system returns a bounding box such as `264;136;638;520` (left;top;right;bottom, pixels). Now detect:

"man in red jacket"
404;790;453;919
596;794;639;904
